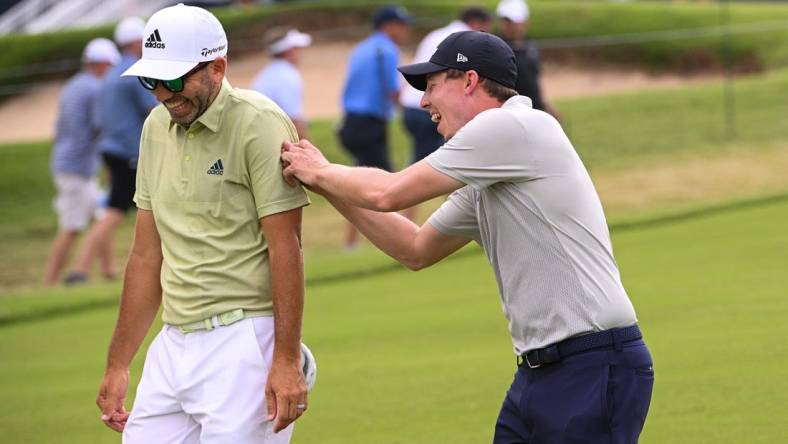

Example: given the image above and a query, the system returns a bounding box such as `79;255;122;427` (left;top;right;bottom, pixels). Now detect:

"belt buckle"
218;308;244;326
524;352;541;369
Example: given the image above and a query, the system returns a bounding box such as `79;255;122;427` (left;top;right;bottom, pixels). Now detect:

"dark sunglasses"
138;61;211;93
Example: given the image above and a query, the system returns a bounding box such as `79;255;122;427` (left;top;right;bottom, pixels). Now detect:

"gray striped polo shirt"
426;96;637;355
51;71;103;177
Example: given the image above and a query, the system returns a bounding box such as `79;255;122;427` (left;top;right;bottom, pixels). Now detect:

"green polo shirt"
134;80;310;325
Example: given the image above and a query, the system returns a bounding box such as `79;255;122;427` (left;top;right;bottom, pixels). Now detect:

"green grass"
2;52;787;443
557;68;788;169
0;196;786;443
3;68;787;288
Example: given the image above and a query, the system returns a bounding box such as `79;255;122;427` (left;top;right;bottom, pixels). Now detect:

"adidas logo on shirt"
145;29;166;49
456;53;468;62
207;159;224;176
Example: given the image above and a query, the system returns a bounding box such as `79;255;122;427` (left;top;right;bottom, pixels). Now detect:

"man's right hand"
96;367;131;432
281;139;330;188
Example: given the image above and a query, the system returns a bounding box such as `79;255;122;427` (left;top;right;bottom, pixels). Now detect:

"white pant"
53;173;98;231
123;317;294;444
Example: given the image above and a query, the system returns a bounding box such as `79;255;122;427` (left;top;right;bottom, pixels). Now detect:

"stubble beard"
167;74;217;128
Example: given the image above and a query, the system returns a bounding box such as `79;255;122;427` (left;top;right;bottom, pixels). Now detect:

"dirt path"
0;42;720;144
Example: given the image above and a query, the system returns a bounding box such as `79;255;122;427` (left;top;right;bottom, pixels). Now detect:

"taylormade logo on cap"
201;44;226;57
121;3;228;81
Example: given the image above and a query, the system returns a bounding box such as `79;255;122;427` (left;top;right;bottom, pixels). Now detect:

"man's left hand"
281;140;329;187
265;359;308;433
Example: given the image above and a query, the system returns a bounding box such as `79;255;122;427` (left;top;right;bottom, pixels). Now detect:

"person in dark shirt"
496;0;559;119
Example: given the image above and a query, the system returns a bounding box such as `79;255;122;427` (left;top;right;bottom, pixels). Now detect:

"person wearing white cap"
496;0;560;119
251;27;312;139
44;38;120;286
65;16;159;286
95;4;311;443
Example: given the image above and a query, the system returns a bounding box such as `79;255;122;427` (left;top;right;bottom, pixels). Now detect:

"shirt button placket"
180;131;192;196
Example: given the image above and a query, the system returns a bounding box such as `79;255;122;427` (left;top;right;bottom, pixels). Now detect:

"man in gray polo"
282;31;653;443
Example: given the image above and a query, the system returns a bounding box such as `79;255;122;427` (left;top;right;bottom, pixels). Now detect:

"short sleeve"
272;75;303;119
245;110;310;218
425;108;537;190
427;187;481;243
133;119;152;210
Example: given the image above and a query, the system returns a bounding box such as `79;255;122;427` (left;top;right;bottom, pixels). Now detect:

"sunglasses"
138;62;211;93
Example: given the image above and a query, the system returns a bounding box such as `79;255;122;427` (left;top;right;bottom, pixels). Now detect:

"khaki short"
53;173;99;231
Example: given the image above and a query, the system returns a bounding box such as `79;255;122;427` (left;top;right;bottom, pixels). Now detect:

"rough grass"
0;198;786;443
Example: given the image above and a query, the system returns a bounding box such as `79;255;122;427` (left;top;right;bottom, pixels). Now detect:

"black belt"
520;325;642;369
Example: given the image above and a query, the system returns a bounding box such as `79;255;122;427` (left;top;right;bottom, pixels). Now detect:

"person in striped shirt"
44;38;119;286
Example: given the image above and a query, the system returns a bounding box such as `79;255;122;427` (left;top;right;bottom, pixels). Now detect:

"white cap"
496;0;530;24
268;29;312;56
82;38;121;65
114;16;146;46
121;3;227;81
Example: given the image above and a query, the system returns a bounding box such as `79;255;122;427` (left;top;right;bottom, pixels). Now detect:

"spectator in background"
65;17;158;285
399;6;491;221
44;38;120;286
496;0;559;119
338;5;410;249
252;27;312;139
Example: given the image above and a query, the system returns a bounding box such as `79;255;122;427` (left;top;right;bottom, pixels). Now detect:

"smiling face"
420;70;471;140
152;58;225;127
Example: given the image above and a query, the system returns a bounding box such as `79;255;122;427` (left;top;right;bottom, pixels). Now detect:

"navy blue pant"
102;152;137;213
402;106;444;163
493;340;654;444
338;113;392;172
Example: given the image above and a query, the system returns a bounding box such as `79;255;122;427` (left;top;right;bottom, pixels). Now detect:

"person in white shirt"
252;27;312;139
400;7;490;221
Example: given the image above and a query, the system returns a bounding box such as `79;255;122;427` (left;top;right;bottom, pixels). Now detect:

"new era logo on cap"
457;53;468;62
145;29;165;49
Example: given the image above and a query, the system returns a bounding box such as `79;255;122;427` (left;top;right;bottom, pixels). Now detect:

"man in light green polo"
95;5;310;443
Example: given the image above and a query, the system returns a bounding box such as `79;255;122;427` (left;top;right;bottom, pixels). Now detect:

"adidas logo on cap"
207;159;224;176
145;29;166;49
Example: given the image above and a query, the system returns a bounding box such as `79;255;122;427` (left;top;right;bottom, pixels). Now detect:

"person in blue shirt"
338;5;410;249
252;27;312;139
44;38;119;286
65;17;158;284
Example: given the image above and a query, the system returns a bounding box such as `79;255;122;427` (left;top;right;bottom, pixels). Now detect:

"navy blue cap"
372;5;411;29
398;31;517;91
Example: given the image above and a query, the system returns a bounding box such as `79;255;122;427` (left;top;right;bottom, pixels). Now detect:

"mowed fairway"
1;198;786;443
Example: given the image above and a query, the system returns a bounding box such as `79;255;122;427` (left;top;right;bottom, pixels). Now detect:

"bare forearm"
105;253;161;370
315;164;400;211
269;244;304;364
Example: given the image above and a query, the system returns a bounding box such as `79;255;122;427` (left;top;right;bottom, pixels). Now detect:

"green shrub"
1;1;788;93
